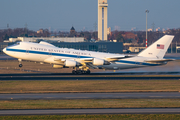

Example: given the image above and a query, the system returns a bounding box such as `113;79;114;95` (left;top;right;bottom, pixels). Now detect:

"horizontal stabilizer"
145;59;174;64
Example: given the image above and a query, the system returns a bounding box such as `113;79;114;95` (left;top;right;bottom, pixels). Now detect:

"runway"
1;71;180;76
1;73;180;80
1;92;180;100
0;108;180;115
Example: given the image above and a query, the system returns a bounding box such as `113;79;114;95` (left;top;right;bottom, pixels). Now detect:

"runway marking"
149;96;163;97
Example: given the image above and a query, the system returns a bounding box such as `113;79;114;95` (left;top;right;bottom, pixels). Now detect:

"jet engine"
64;59;79;67
52;64;63;68
93;58;110;66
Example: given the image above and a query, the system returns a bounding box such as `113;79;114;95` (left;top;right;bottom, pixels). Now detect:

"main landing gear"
72;65;91;74
72;69;90;74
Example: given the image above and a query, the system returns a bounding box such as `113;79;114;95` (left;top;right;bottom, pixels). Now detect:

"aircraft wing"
54;57;94;64
85;62;99;69
53;55;134;69
105;55;134;61
54;55;134;64
78;55;134;64
54;58;67;62
79;58;94;62
53;57;98;69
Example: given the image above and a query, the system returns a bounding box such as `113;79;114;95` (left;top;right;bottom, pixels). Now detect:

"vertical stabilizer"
137;35;174;59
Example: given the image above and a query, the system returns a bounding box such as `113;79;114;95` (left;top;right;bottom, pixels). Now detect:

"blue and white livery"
3;35;174;74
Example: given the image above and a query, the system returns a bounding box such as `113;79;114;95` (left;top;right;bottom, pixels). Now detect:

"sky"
0;0;180;32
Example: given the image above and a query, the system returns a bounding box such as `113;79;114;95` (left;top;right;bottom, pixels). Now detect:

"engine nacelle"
52;64;63;68
64;59;78;67
93;58;110;66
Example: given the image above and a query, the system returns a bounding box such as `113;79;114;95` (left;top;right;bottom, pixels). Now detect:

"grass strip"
0;80;180;93
1;114;180;120
0;99;180;109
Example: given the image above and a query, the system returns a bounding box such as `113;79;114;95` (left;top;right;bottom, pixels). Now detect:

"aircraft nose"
3;48;6;53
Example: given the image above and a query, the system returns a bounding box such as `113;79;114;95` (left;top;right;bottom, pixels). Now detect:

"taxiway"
0;92;180;100
0;108;180;115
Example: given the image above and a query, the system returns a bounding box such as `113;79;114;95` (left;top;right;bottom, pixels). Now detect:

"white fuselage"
3;42;163;70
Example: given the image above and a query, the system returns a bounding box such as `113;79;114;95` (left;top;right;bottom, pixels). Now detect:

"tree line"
0;28;180;46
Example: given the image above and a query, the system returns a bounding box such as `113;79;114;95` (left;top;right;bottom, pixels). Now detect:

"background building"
5;37;84;43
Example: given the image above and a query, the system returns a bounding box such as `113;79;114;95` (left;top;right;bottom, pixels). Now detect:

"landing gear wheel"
77;70;83;75
72;70;76;74
86;70;90;74
72;69;90;75
19;64;23;68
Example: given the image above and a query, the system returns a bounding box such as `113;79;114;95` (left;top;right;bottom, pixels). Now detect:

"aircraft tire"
86;70;90;74
77;70;82;75
72;70;76;74
19;64;23;68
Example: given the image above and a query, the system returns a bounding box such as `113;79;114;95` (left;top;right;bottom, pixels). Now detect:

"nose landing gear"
18;59;23;68
19;64;23;67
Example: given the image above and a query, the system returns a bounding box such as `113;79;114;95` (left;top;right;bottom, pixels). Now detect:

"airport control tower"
98;0;108;40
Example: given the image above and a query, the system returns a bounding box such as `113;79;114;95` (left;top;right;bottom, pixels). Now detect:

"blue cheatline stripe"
6;48;92;59
7;48;26;53
115;60;160;66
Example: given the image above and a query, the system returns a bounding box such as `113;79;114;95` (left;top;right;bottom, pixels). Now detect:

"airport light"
145;10;149;48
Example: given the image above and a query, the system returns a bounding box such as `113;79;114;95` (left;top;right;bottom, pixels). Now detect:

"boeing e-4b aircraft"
3;35;174;74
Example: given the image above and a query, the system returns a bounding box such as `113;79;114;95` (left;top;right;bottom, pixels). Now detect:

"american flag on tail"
157;44;164;49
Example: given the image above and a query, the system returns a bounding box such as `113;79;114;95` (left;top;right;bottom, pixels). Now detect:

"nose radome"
3;48;6;53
